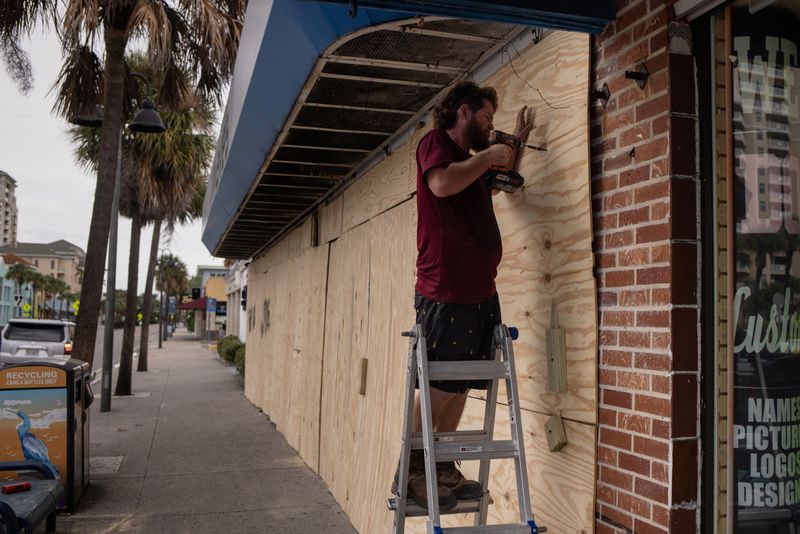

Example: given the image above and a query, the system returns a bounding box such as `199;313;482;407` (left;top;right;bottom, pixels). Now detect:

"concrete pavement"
58;328;357;533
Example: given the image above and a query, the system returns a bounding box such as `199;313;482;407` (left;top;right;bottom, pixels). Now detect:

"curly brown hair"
432;81;498;130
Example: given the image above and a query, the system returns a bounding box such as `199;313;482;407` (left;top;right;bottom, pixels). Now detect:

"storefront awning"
202;0;615;258
178;297;208;311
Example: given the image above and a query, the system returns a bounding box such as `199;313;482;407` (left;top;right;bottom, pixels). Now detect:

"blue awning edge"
202;0;413;254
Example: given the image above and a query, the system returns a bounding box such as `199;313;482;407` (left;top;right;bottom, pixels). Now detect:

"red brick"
620;289;648;306
652;503;669;525
650;243;670;262
604;151;635;173
618;490;652;517
618;42;650;69
651;375;670;394
635;478;669;504
600;290;619;306
651;289;671;306
604;189;634;210
632;10;669;41
616;86;647;110
597;213;619;231
619;412;650;433
598;252;617;268
619;247;649;267
616;1;649;32
645;69;668;97
600;330;619;346
651;462;668;483
635;137;668;162
617;370;650;390
601;504;635;530
620;123;650;147
604;109;635;134
599;369;617;387
605;269;636;288
620;331;650;349
634;179;669;202
602;349;632;367
635;352;670;371
596;523;622;534
603;30;633;59
636;310;669;328
595;174;619;193
604;388;633;409
605;230;634;249
599;407;618;426
637;266;670;285
601;466;634;491
635;435;669;460
651;156;670;177
636;223;670;244
619;207;650;227
603;310;634;327
635;519;668;534
650;28;669;53
652;419;670;439
635;393;670;417
619;163;651;187
636;94;669;122
646;50;669;76
597;482;617;505
652;113;668;135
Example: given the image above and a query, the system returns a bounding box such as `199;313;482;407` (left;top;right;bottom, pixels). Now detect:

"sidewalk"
59;328;357;533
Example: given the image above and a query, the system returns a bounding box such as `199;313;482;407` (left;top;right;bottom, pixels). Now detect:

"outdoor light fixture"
68;105;103;128
128;73;166;133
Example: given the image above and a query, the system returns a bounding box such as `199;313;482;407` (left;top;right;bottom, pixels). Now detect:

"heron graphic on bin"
5;408;60;479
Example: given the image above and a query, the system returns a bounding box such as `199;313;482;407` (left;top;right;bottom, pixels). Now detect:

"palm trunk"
72;25;130;368
137;219;161;372
115;213;142;396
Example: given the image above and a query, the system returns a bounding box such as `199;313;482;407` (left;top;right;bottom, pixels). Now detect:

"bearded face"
466;113;491;151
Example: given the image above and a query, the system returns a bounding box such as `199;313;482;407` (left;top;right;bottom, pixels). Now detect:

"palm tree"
6;264;35;318
156;253;188;340
2;1;245;367
70;53;214;393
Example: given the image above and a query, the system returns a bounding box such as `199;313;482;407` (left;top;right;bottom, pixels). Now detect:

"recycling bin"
0;358;91;511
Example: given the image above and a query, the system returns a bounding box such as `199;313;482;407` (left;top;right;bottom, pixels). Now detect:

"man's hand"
513;105;533;142
483;144;513;169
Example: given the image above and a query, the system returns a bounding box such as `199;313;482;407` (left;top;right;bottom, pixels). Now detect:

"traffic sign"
137;312;143;322
22;303;30;312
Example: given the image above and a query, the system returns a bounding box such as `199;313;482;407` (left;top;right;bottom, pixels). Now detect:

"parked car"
0;319;75;364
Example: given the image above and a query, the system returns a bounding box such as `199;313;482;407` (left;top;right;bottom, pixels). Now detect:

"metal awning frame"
214;16;530;258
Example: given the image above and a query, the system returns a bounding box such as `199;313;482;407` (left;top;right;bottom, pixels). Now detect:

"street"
89;322;164;383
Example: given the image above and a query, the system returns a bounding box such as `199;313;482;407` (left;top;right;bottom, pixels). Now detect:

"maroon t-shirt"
415;128;502;304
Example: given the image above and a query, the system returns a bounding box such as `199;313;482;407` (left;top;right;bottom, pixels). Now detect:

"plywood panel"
487;31;596;423
319;223;372;512
287;217;314;257
347;200;418;534
319;195;343;244
341;130;417;232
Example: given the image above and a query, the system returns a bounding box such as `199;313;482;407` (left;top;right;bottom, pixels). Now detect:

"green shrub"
217;336;241;362
234;344;245;377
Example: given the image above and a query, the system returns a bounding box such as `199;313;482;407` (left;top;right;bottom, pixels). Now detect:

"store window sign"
732;7;800;531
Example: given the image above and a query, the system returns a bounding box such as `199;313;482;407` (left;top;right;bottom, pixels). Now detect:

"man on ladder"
392;80;532;512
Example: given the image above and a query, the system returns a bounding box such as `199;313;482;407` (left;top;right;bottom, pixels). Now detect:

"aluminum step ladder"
387;323;546;534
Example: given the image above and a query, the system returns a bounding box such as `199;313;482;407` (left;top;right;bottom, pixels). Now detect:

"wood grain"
319;195;343;244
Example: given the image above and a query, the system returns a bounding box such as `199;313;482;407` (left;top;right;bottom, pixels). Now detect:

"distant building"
224;260;248;342
196;265;228;297
0;171;19;247
1;254;34;321
0;240;85;292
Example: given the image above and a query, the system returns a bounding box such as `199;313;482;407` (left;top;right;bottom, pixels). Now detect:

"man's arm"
427;144;511;198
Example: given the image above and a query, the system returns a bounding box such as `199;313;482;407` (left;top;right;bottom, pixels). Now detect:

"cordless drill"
483;130;525;193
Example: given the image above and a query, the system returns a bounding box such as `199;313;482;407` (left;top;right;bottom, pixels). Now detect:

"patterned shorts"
414;292;502;393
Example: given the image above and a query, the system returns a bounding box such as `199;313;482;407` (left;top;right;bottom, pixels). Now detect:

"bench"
0;461;63;534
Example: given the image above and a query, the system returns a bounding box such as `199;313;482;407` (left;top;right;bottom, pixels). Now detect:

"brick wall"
591;1;701;533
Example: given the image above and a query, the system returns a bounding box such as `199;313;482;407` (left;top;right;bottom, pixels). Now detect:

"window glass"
5;323;64;342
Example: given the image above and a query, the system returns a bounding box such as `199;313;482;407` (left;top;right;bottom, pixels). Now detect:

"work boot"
392;451;458;512
437;461;483;501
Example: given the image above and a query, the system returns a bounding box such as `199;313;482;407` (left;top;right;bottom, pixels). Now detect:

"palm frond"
0;38;33;94
129;0;171;69
61;0;100;48
50;45;104;121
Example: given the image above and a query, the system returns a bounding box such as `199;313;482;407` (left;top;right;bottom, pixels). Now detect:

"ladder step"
442;524;539;533
427;360;509;381
410;430;488;449
387;495;491;516
434;440;518;462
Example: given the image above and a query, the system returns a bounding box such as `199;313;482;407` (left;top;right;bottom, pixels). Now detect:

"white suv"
0;319;75;364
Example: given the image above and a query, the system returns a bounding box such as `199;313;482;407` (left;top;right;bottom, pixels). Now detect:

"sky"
0;29;224;293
